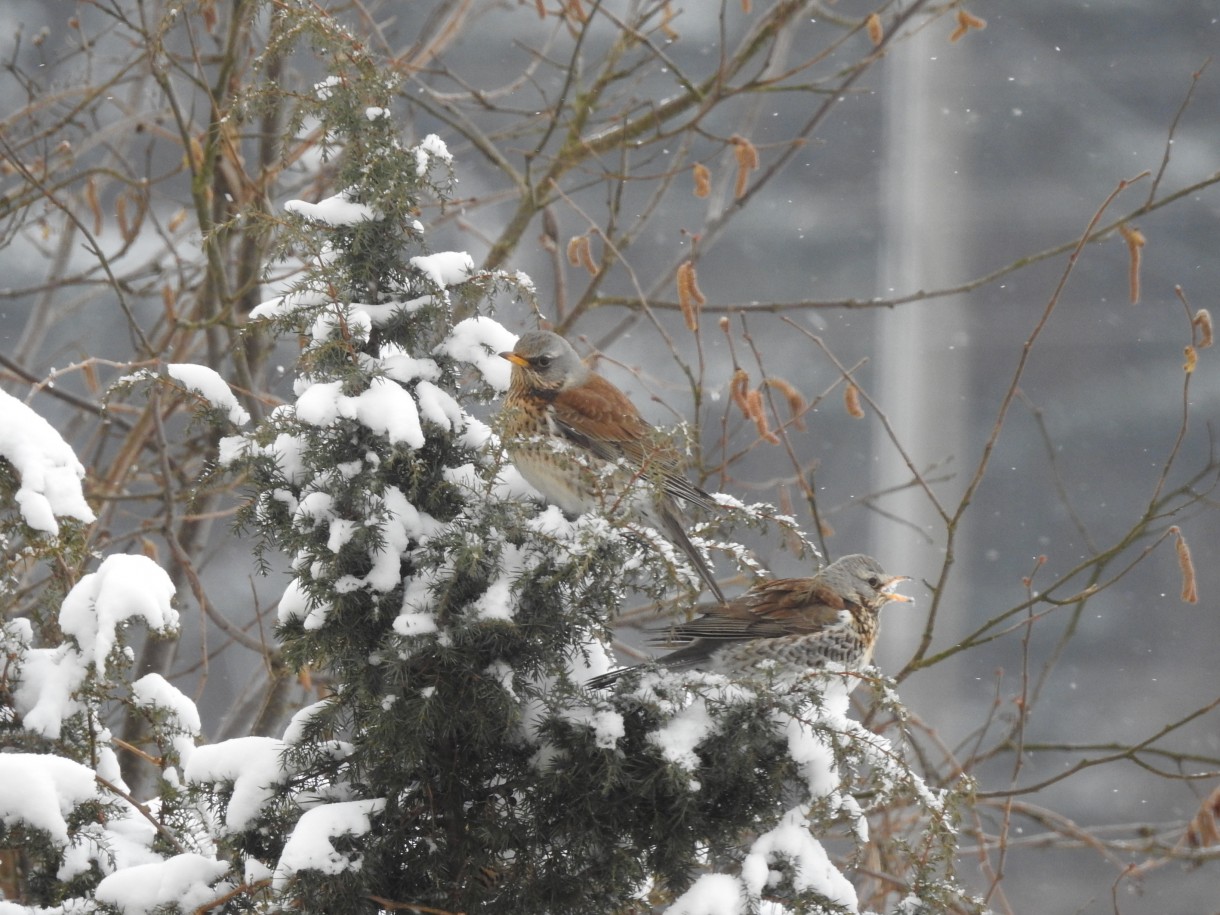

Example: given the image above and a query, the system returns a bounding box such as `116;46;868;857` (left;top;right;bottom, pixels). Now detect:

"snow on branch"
0;754;100;845
273;799;387;885
95;853;234;915
0;388;96;534
13;555;177;739
166;363;251;425
437;316;517;392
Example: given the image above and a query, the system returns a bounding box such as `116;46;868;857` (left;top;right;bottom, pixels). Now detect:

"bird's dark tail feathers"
658;505;726;604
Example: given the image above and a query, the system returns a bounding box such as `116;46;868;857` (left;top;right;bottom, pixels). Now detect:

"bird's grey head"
500;330;589;389
832;554;912;607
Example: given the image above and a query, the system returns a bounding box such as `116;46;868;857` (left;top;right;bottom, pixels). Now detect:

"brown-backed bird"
587;554;910;688
500;330;724;602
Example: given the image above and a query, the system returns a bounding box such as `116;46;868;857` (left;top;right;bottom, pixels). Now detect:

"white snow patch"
438;317;517;391
15;555;177;738
270;432;309;484
285;193;375;226
277;577;332;629
166;364;250;425
411;251;473;288
0;388;96;533
250;285;332;320
95;853;232;915
12;645;88;739
274;799;386;884
0;754;99;844
283;699;333;745
666;873;748;915
741;807;857;910
381;349;442;385
314;75;341;100
295;377;425;448
785;687;850;800
474;541;527;621
131;673;201;737
565;704;625;750
414;380;463;431
394;610;438;637
648;697;713;771
184;737;291;834
58;554;178;678
419;134;451;162
217;434;253;465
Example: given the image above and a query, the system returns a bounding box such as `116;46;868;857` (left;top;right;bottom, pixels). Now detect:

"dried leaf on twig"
949;9;987;43
1184;785;1220;849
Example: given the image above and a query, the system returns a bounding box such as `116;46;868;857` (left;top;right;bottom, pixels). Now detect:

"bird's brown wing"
548;373;654;462
662;577;849;641
549;374;716;510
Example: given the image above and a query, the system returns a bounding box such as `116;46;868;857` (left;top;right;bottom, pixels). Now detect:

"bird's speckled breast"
710;614;876;675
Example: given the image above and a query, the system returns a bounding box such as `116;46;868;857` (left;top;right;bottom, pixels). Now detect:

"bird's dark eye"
535;355;554;369
867;576;882;589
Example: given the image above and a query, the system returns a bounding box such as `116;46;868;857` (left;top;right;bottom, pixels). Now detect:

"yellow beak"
884;575;913;602
500;351;529;367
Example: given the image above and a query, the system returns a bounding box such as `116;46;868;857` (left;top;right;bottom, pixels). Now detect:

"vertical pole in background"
873;21;971;674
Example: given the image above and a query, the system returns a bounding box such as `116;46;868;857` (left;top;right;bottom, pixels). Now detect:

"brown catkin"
1170;526;1198;603
1119;223;1145;304
1194;309;1213;348
746;388;780;444
730;135;759;199
85;176;103;234
161;284;177;321
866;12;883;46
115;194;130;241
764;377;806;429
578;237;600;276
692;162;711;198
676;261;703;332
844;383;865;418
566;235;585;268
730;369;752;417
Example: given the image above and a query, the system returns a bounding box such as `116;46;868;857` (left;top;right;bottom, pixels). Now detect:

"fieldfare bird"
587;554;910;688
499;330;725;602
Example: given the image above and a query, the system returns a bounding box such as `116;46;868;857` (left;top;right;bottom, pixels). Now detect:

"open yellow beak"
883;575;913;603
500;351;529;367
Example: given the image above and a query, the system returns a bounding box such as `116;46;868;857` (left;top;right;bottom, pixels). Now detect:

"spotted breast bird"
499;330;725;602
587;554;910;688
